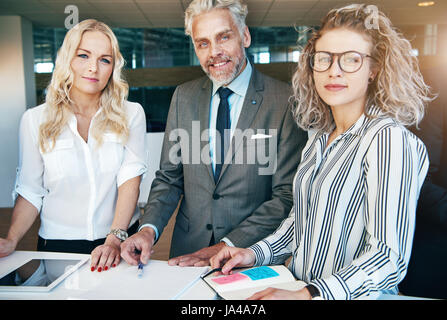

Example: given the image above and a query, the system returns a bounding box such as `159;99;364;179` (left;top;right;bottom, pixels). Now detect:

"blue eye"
101;58;111;64
78;54;88;58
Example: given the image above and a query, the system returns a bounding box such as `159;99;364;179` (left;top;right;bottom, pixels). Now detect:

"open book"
202;265;307;300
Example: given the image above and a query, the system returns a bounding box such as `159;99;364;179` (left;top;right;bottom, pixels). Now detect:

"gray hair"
184;0;248;37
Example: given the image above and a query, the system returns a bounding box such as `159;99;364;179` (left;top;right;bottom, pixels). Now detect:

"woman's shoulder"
365;114;407;135
123;101;146;128
365;115;425;149
25;103;48;114
21;103;49;124
123;100;144;112
123;100;145;117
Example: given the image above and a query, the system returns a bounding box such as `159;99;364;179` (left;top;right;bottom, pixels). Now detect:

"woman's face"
313;28;376;113
70;31;114;99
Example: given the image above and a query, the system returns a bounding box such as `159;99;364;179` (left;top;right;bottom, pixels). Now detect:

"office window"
424;24;437;56
35;62;54;73
33;25;313;132
292;50;300;62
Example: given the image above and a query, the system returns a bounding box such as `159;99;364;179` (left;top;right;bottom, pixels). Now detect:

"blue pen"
137;261;144;278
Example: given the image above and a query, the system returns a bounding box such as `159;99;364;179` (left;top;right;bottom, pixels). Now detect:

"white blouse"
249;108;429;299
13;101;147;241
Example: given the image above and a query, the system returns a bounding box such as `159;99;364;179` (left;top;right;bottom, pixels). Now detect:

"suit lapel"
217;68;264;184
198;78;216;184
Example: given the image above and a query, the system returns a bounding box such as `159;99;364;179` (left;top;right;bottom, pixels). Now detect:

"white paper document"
73;260;208;300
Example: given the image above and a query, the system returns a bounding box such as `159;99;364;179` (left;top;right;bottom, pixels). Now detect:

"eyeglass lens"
312;52;363;73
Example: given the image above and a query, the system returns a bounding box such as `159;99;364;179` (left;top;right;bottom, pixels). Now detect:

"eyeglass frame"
309;50;376;73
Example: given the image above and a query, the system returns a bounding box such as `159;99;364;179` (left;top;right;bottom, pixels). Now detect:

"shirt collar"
344;113;367;137
67;106;103;135
348;105;384;137
321;105;385;141
317;106;384;144
212;58;252;97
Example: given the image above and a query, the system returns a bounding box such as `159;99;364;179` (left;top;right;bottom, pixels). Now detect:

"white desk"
0;251;431;300
0;251;215;300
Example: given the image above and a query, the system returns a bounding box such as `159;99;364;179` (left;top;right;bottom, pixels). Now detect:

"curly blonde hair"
291;4;433;132
39;19;129;152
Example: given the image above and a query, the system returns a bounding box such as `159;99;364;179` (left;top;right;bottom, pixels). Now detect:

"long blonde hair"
39;19;129;152
291;4;433;132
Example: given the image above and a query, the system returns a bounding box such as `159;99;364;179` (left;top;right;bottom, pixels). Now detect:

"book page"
219;280;307;300
203;265;303;299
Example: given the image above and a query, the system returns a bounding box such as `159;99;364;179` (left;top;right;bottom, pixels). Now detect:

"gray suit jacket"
141;67;307;258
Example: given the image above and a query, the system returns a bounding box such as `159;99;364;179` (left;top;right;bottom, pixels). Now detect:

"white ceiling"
0;0;446;28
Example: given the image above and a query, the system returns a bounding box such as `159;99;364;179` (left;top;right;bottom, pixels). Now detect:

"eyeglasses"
309;51;375;73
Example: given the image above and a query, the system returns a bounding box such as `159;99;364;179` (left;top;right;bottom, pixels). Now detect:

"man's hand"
168;242;227;267
120;227;155;265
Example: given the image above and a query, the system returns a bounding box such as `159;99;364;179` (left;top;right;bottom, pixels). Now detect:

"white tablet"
0;256;89;292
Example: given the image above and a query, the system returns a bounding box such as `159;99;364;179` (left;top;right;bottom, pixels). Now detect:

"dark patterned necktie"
214;87;233;182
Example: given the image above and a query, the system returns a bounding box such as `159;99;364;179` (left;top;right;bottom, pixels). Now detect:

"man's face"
191;8;251;86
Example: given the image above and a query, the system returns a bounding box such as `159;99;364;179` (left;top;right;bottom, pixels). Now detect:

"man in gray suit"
121;0;307;267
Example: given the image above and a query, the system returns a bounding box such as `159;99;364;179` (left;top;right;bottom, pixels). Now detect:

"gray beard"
204;52;246;87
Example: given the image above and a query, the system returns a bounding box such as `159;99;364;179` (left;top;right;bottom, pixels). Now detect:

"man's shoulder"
254;69;292;94
175;75;210;94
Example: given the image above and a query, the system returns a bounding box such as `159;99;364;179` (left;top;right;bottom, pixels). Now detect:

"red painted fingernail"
91;267;95;272
112;264;116;268
98;267;102;272
104;266;108;271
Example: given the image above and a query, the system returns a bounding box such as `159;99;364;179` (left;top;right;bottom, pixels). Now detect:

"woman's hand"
209;246;256;274
1;195;39;258
247;287;312;300
0;238;17;258
90;235;122;272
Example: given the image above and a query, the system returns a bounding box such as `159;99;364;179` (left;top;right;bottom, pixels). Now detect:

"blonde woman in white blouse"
0;20;147;273
210;4;433;300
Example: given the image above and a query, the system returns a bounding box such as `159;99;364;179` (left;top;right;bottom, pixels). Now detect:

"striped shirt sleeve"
311;126;428;299
249;207;295;266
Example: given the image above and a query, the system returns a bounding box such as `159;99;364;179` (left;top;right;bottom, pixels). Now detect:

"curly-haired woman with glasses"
210;4;433;300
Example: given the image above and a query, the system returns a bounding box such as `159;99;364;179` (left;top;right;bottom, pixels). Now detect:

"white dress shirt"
209;60;252;173
249;107;429;299
13;101;147;241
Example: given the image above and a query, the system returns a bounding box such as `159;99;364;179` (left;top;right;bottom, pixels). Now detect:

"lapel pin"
251;100;256;105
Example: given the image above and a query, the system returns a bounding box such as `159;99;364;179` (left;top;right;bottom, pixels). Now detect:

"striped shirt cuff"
311;274;351;300
248;240;273;266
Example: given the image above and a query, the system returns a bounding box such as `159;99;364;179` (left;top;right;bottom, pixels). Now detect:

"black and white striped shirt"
249;108;429;300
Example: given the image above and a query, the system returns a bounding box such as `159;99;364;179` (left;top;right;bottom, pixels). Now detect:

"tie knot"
218;87;233;100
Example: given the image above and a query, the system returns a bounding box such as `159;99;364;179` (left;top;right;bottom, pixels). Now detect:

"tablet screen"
0;257;88;292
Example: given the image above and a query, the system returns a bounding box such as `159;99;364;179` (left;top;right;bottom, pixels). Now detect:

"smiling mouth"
324;84;347;91
82;76;99;82
209;59;232;69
